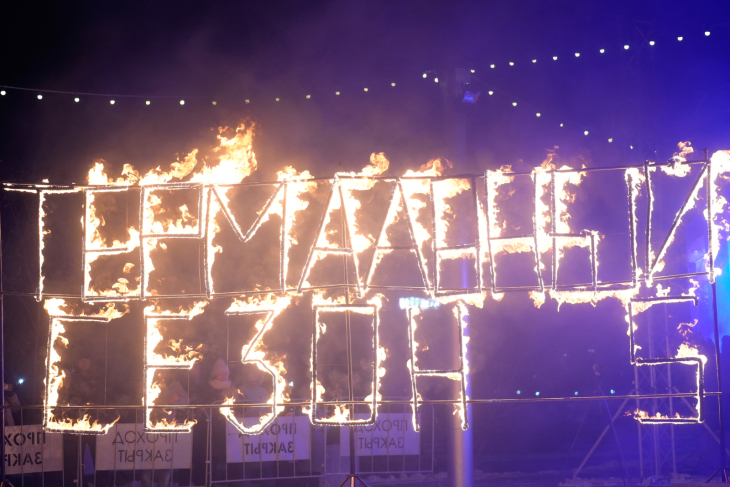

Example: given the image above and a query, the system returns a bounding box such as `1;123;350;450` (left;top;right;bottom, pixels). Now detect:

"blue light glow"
398;297;441;310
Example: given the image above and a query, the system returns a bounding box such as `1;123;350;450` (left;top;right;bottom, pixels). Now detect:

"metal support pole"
713;281;726;468
1;187;6;485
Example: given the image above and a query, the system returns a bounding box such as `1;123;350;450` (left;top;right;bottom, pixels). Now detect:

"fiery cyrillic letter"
139;183;205;300
43;299;126;434
407;302;469;431
627;295;705;423
363;180;430;293
310;300;383;425
430;177;481;296
221;295;292;434
143;302;206;432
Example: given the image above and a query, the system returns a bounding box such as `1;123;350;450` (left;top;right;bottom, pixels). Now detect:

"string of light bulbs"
0;26;724;151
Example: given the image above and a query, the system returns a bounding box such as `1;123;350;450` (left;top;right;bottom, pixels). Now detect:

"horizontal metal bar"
11;391;719;409
631;296;698;304
435;243;478;251
140;232;201;238
313;247;352;254
84;247;131;253
0;157;709;190
490;235;534;241
0;271;712;300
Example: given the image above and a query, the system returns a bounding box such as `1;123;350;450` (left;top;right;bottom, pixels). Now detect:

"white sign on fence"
4;425;63;475
95;423;193;471
226;416;310;463
340;413;419;456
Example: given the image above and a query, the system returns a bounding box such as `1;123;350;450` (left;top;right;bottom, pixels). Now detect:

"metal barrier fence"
2;403;435;487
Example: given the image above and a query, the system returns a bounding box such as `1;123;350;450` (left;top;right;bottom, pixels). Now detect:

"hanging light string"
0;26;721;103
0;27;723;149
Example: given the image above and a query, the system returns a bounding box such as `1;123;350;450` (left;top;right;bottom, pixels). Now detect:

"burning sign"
5;126;730;434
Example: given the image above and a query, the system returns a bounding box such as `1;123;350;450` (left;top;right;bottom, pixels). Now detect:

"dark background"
1;0;730;480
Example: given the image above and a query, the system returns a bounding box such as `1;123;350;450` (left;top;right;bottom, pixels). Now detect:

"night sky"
1;0;730;480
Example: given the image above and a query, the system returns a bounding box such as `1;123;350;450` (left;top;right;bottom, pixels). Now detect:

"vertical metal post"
339;178;357;483
447;68;473;487
0;191;5;486
713;281;726;468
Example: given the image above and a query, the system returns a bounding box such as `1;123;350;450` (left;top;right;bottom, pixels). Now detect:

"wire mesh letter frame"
139;182;205;301
644;152;716;285
484;170;545;294
430;176;481;297
310;303;380;425
362;179;431;293
44;313;117;434
628;296;705;424
298;177;364;297
82;186;138;302
143;312;198;433
407;302;469;432
204;182;291;297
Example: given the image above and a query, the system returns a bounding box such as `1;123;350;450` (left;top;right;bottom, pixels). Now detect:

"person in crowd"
241;364;271;417
141;378;190;487
66;352;103;406
206;357;241;481
208;357;241;404
3;382;21;426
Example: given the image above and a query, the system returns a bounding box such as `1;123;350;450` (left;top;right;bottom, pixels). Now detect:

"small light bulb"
608;138;613;142
574;52;580;57
560;123;564;127
553;56;558;61
599;49;605;53
179;100;185;105
391;82;396;86
470;69;475;73
536;112;541;117
288;381;294;387
516;390;521;394
488;91;493;95
74;97;80;102
335;91;340;95
212;101;217;105
244;100;249;104
509;62;514;66
490;64;495;69
574;391;578;396
630;145;634;149
434;78;438;83
610;389;615;394
535;391;540;396
624;44;629;50
678;36;683;41
423;73;427;78
1;90;6;95
650;40;655;46
275;97;280;101
110;100;115;105
705;31;710;36
364;87;369;91
146;100;151;105
306;94;311;99
17;379;24;385
37;94;43;100
532;59;537;63
584;130;589;135
512;102;517;106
